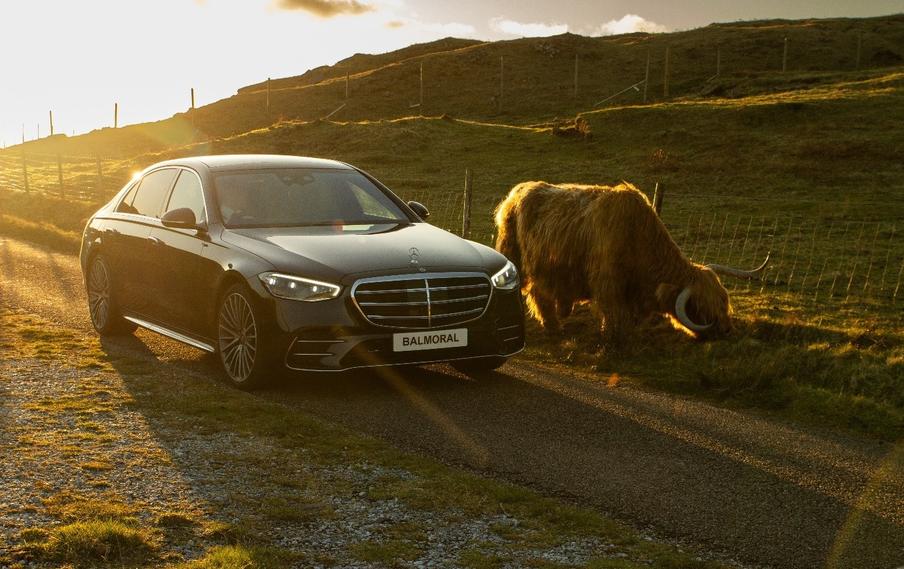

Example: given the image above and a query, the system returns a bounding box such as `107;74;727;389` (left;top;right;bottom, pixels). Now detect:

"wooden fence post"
782;37;788;72
663;46;670;99
573;53;579;98
191;87;195;110
498;56;504;113
96;157;103;199
21;148;29;192
267;77;272;114
643;50;650;103
57;154;64;198
49;110;54;136
114;103;119;128
462;169;473;239
652;182;664;216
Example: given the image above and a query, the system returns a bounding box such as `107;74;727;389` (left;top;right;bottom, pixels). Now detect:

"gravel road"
1;236;902;569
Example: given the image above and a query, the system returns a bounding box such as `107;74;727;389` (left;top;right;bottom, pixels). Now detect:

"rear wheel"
452;356;508;375
86;254;135;336
217;284;274;390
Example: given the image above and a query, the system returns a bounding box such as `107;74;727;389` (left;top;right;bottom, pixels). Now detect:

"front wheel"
452;356;508;376
86;254;135;336
216;284;274;390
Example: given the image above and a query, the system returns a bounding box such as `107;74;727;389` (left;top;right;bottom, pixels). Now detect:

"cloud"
420;21;477;37
489;17;568;38
274;0;374;17
592;14;667;36
385;18;476;37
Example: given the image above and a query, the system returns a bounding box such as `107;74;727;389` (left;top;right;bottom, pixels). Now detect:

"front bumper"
266;287;524;372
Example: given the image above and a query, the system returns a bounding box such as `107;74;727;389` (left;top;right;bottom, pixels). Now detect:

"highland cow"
494;181;766;340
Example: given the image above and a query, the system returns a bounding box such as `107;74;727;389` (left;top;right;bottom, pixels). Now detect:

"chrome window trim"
116;166;179;220
350;271;493;330
112;166;208;225
163;167;209;226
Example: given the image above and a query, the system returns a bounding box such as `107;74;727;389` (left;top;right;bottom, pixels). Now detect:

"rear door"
114;168;179;317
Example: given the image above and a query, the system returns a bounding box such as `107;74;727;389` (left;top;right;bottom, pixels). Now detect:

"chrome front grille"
352;272;492;329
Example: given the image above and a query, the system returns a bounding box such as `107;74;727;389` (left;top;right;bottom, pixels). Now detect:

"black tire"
85;254;136;336
452;356;508;375
216;283;275;390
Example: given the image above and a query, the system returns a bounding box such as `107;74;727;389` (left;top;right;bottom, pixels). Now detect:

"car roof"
149;154;354;173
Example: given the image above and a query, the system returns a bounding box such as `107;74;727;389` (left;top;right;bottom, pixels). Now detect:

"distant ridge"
4;14;902;159
238;37;484;94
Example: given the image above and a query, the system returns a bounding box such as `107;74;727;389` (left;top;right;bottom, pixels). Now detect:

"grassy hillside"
7;67;901;234
5;14;903;159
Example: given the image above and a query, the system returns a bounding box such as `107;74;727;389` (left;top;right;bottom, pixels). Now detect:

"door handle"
149;236;163;246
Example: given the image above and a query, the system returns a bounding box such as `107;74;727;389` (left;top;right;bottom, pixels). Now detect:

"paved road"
1;236;902;569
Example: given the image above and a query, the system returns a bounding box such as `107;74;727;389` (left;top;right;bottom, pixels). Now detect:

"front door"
150;169;213;336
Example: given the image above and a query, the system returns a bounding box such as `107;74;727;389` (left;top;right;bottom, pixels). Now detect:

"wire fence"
665;213;903;306
400;190;904;313
0;152;133;202
2;154;901;313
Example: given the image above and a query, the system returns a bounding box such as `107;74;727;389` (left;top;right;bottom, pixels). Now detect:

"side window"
130;169;178;218
116;182;140;214
165;171;206;223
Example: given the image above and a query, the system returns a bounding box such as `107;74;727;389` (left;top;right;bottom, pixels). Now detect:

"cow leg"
526;289;562;333
555;296;574;320
593;282;632;344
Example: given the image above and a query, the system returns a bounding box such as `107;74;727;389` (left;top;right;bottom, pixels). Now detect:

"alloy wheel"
87;258;111;330
218;292;258;383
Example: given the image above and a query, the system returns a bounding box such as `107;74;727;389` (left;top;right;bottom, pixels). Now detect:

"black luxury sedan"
79;155;524;388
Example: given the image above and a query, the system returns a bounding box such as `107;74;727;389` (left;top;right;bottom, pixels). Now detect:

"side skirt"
123;316;216;353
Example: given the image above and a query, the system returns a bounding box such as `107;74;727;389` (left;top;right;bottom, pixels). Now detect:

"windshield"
213;168;411;228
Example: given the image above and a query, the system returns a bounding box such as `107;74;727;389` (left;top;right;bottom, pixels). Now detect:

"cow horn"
707;252;771;281
675;287;713;333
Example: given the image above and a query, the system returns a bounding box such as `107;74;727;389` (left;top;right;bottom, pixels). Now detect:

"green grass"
19;519;158;566
172;545;303;568
350;539;423;564
522;288;904;439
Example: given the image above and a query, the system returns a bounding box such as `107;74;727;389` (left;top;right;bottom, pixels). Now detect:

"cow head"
657;266;733;337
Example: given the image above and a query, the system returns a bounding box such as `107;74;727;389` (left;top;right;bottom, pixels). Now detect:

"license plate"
392;328;468;352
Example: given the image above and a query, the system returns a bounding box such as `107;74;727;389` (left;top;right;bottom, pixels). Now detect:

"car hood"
222;223;498;284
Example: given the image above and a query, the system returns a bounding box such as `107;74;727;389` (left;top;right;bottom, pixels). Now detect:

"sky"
1;0;901;147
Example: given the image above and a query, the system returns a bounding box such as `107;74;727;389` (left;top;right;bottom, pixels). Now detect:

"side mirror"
161;208;199;230
407;200;430;220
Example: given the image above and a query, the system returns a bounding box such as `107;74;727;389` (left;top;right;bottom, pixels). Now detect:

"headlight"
259;272;341;301
491;261;519;290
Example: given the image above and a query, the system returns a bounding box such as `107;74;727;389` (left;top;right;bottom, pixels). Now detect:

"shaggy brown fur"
495;181;732;339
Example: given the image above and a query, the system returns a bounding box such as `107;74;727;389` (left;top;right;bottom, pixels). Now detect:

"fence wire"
664;211;903;308
2;155;902;311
